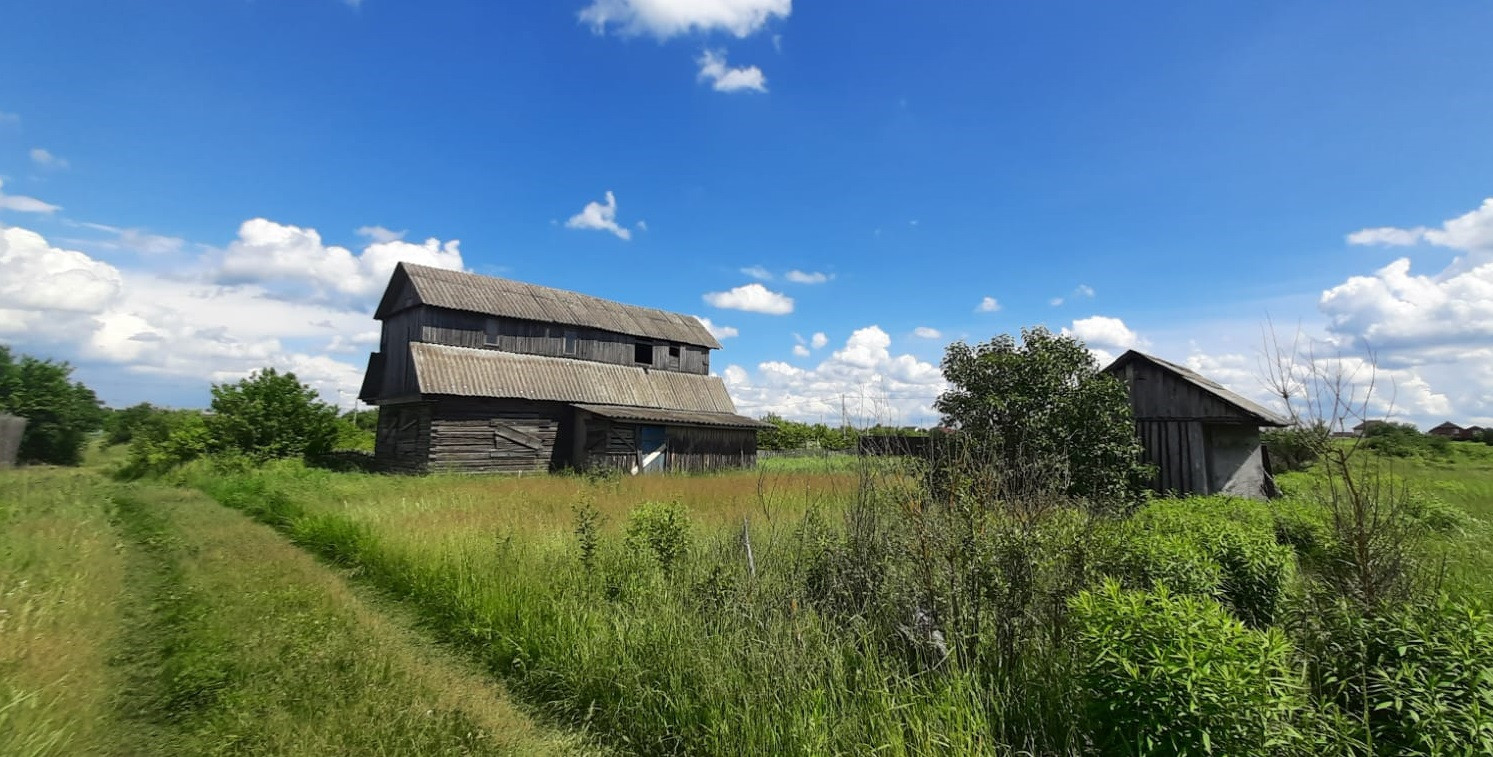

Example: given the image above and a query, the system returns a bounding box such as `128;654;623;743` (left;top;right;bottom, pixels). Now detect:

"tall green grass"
0;469;128;756
195;453;1493;755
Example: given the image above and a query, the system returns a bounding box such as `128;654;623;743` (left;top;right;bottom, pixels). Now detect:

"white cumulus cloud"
693;315;739;340
580;0;790;39
215;218;463;300
975;296;1001;313
565;190;633;240
723;325;946;426
810;331;827;349
792;344;810;357
740;265;772;280
913;326;942;339
702;283;794;314
696;49;767;93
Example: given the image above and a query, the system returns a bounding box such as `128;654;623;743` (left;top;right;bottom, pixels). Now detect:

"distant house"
358;263;768;474
0;414;24;468
1428;421;1463;439
1352;420;1389;436
1458;425;1486;441
1103;351;1289;499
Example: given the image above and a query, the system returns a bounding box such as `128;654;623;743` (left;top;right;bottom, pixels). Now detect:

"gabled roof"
375;263;721;349
407;343;763;427
1103;350;1290;427
1429;421;1463;432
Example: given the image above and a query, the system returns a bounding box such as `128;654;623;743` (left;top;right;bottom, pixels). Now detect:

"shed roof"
377;263;722;349
573;404;771;429
408;343;758;427
1103;350;1290;427
1429;421;1463;432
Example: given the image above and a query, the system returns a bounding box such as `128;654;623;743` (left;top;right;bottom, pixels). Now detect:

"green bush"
119;410;212;479
1071;580;1308;755
205;368;340;464
624;501;693;577
1263;423;1331;474
1302;597;1493;755
0;345;104;465
1096;498;1297;626
935;327;1151;507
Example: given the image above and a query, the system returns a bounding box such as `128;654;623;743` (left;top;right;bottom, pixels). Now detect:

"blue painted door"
639;426;667;473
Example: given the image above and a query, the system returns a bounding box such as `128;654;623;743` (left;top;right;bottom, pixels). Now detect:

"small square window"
634;342;652;364
668;345;680;359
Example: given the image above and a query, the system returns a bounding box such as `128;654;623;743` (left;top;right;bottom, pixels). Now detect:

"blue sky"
2;0;1492;427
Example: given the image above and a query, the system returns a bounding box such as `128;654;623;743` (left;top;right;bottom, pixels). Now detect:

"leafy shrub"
1361;422;1451;459
119;410;212;479
1301;597;1493;755
624;501;692;577
0;345;104;465
1401;489;1469;534
1097;498;1297;626
1071;580;1308;755
206;368;340;464
1263;423;1330;474
935;327;1151;507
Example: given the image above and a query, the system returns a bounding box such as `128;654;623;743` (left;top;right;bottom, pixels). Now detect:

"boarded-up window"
607;424;636;453
484;318;499;347
564;330;578;355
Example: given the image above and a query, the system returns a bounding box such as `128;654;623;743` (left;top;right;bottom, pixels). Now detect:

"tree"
205;368;339;463
0;345;104;465
934;327;1149;505
104;402;163;446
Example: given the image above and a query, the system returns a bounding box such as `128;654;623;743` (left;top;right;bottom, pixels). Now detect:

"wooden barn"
1103;350;1289;499
358;263;768;474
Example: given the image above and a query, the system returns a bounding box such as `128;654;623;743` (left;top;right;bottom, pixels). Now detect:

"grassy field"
0;464;588;755
5;442;1489;754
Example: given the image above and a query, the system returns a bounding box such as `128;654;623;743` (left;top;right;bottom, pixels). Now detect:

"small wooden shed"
0;414;25;468
1103;351;1289;499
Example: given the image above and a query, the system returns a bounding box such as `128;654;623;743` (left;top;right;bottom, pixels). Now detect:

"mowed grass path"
1;467;589;756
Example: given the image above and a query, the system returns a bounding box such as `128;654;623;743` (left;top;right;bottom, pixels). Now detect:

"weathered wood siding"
575;414;755;473
427;398;567;474
1111;360;1255;423
1136;419;1208;494
374;403;431;473
664;425;757;472
368;306;712;401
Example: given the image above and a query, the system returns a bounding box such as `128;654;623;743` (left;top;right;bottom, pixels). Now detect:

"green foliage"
104;402;163;446
1361;421;1452;459
0;345;105;466
573;499;602;573
1263;423;1331;474
1071;580;1308;755
1300;597;1493;755
205;368;340;464
935;327;1150;506
119;410;212;479
756;413;857;451
341;408;379;432
624;501;692;576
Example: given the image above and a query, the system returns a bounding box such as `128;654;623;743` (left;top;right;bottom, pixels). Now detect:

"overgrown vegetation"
0;344;104;465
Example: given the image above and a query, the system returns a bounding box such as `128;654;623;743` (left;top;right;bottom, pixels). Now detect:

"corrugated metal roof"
393;263;722;349
410;343;743;415
1104;350;1291;427
573;404;772;429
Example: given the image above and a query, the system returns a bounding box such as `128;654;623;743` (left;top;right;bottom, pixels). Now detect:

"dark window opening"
484;318;499;347
563;330;578;355
634;342;652;364
668;345;680;359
